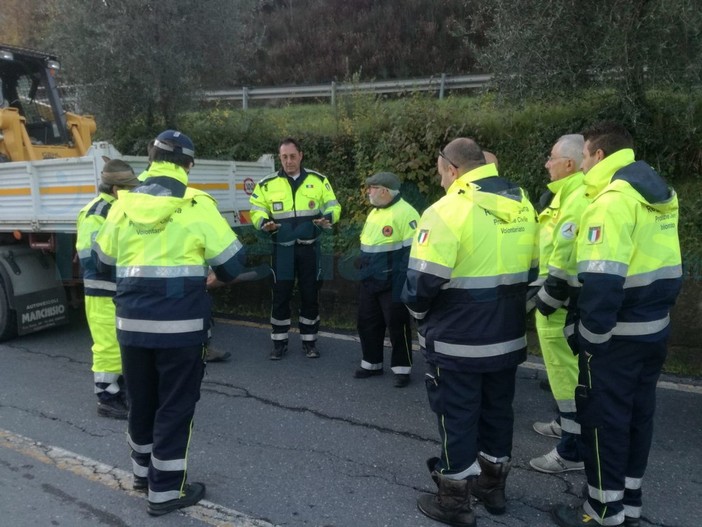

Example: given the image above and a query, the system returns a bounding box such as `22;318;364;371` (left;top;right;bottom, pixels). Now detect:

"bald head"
437;138;487;190
483;150;498;168
441;138;486;173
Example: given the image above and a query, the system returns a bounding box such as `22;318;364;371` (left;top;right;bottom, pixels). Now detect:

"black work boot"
472;455;511;515
270;340;287;360
133;475;148;492
303;341;320;358
417;472;476;527
353;367;383;378
147;482;205;516
205;345;231;362
97;395;128;420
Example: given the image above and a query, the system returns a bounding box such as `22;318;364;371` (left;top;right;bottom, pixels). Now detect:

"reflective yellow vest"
94;161;246;348
573;149;682;354
76;193;116;297
534;171;589;314
359;195;419;297
402;165;538;371
249;168;341;244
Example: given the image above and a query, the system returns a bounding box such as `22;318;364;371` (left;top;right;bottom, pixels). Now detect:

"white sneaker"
532;419;562;438
529;448;584;473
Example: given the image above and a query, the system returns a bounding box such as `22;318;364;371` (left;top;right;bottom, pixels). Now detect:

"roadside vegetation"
191;89;702;377
113;90;702;275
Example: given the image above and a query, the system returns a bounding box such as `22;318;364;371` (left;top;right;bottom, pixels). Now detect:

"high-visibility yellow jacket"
572;149;682;354
534;171;589;315
76;193;116;297
94;161;246;348
402;164;539;372
359;195;419;297
249;168;341;244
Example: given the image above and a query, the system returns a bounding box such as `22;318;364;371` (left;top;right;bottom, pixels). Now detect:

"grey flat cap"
365;172;401;190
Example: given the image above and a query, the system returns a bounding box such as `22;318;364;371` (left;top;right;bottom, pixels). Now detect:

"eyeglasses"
438;149;459;168
546;155;568;162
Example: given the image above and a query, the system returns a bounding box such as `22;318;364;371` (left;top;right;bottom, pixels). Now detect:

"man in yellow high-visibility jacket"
354;171;419;388
249;137;341;360
552;122;682;527
94;130;247;517
76;159;139;419
403;138;538;526
530;134;589;474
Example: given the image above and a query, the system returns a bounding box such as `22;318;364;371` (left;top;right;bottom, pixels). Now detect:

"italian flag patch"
587;225;603;244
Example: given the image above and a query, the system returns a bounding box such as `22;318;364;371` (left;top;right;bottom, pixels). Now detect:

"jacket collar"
458;163;498;185
583;149;635;199
143;161;189;186
373;193;402;210
547;170;583;194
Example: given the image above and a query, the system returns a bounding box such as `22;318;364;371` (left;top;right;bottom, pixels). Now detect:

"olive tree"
473;0;702;120
43;0;256;135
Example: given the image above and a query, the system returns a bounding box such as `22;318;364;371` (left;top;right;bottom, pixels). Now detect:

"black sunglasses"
438;149;459;168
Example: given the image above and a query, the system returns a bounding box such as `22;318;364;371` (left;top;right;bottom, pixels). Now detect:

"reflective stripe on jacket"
94;161;246;348
575;149;682;354
402;164;538;372
249;168;341;243
76;193;116;297
359;195;419;296
535;171;589;315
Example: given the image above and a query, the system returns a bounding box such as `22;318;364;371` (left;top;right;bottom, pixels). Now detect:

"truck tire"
0;279;18;341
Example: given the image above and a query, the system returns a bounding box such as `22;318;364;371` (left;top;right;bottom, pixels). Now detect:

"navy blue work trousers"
577;338;667;524
121;344;205;503
425;362;517;476
271;243;321;341
357;284;413;373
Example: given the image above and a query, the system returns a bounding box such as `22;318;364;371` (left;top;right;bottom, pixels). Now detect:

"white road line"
0;428;274;527
217;318;702;395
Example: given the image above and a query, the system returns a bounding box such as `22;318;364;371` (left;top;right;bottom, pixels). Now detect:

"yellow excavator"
0;43;96;162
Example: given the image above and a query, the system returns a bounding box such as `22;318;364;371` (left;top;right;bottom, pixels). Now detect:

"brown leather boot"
472;455;511;515
416;472;476;527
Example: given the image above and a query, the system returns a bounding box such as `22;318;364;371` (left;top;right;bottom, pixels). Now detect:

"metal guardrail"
202;73;492;109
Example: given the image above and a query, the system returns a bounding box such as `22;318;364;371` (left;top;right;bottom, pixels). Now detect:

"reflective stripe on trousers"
121;344;205;501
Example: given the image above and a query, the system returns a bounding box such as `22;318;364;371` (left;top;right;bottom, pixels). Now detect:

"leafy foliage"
121;89;700;264
0;0;49;48
41;0;256;135
472;0;702;123
238;0;484;85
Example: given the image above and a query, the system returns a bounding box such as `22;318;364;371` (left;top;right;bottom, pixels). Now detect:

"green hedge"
113;90;702;274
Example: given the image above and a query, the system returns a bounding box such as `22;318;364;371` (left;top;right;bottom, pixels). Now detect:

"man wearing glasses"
353;172;419;388
403;139;538;526
529;135;589;475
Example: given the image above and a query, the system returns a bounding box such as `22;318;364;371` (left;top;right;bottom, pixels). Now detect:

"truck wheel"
0;279;18;341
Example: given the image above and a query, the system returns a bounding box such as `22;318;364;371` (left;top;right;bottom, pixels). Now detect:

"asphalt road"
1;312;700;527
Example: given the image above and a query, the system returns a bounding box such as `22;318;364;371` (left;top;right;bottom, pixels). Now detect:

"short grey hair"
556;134;584;166
387;189;400;198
